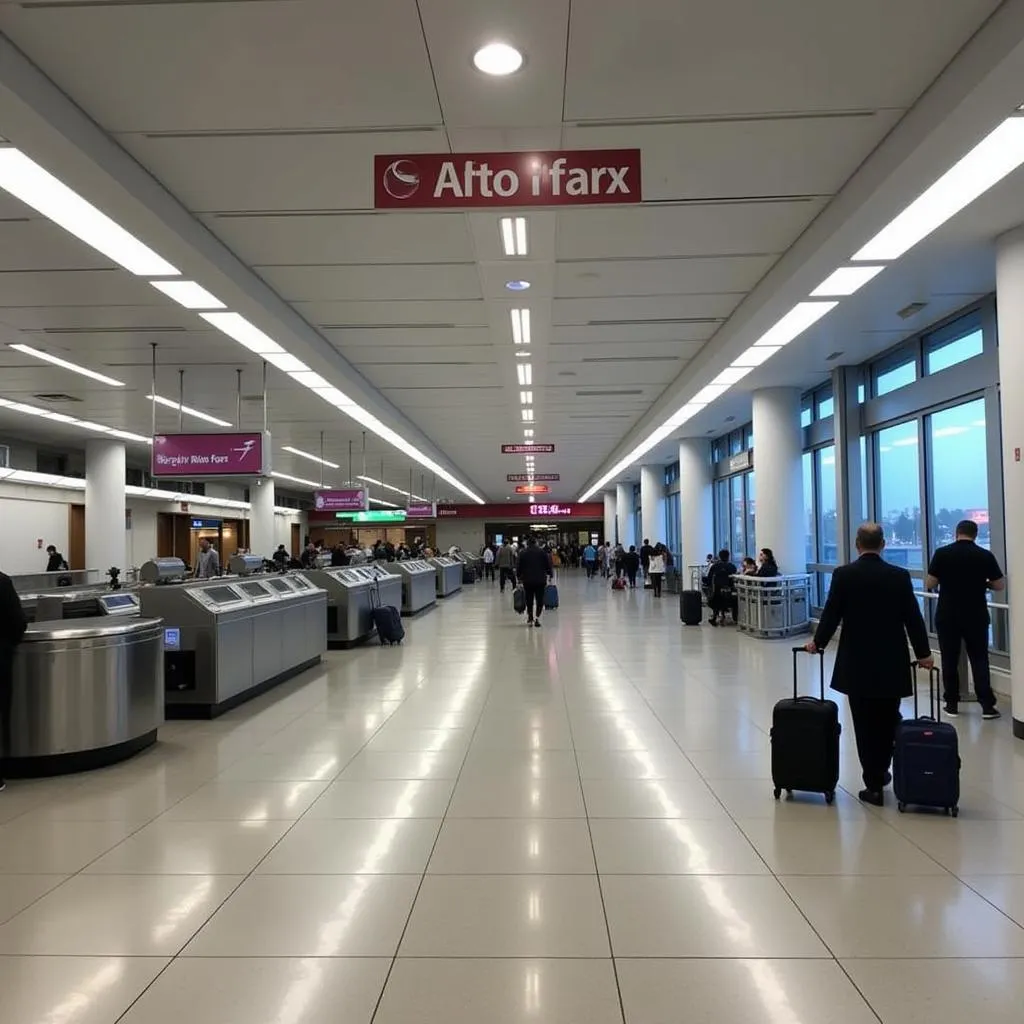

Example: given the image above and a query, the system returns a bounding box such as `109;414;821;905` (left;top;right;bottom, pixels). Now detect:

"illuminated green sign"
334;510;408;523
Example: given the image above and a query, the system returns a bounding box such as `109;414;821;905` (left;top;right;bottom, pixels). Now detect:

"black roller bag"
370;584;405;646
893;663;960;817
770;648;841;804
680;590;702;625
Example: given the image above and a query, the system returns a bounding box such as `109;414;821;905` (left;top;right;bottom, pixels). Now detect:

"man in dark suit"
806;523;933;807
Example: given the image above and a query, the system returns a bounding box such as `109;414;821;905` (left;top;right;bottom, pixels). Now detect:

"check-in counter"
296;566;378;647
9;617;164;777
365;563;403;610
392;559;437;615
139;577;327;718
20;586;142;622
429;556;463;598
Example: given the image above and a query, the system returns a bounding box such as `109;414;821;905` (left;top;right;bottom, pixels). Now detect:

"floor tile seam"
554;642;628;1024
366;630;502;1024
953;875;1024;932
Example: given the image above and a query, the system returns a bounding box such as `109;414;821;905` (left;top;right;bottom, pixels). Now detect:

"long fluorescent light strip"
511;308;531;345
753;301;837;347
517;363;532;386
281;445;340;469
356;474;427;502
146;393;232;427
9;343;125;387
0;149;179;277
854;116;1024;261
150;280;225;310
271;471;330;489
199;312;285;355
500;216;528;256
0;395;150;443
811;265;885;297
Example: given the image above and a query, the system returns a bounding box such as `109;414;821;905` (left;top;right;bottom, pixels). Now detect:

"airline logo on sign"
501;443;555;454
530;504;576;516
515;484;550;495
375;150;641;209
507;473;560;482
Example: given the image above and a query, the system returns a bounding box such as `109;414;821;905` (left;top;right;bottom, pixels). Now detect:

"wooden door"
291;522;300;556
68;504;85;569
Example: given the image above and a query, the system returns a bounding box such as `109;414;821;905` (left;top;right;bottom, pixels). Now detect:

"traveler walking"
482;544;496;582
44;545;68;572
806;523;934;807
194;537;220;579
517;537;553;628
583;541;597;579
0;568;27;791
648;545;666;597
640;538;654;580
496;539;517;593
926;519;1004;719
614;543;625;579
624;545;641;589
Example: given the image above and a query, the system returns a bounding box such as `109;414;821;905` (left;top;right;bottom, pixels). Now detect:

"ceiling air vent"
33;393;82;403
897;302;928;321
575;388;643;397
825;351;844;362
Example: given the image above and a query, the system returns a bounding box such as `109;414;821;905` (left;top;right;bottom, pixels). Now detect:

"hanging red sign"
515;484;550;495
507;473;560;482
375;150;641;209
501;443;555;454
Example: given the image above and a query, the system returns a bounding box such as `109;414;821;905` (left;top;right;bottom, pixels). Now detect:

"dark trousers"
499;567;516;592
484;563;495;581
650;573;663;597
937;616;996;711
626;569;638;588
615;561;624;578
524;580;546;620
848;694;902;791
0;647;13;773
585;560;596;578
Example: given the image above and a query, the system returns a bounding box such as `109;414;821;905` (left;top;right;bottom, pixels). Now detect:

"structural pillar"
678;438;713;576
640;464;664;547
85;438;126;572
752;388;804;575
603;491;616;545
615;482;634;549
250;477;276;557
994;227;1024;738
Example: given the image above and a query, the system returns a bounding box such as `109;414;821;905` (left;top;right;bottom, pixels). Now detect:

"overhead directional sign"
375;150;642;209
515;484;550;495
334;510;407;523
501;443;555;454
507;473;560;482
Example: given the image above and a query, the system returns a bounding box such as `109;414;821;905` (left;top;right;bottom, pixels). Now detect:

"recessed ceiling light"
473;42;523;76
200;311;285;355
510;308;531;345
271;470;330;490
506;280;530;292
516;363;532;386
147;394;232;427
753;301;838;348
500;216;528;256
9;343;125;387
281;445;340;469
811;265;885;297
520;390;533;405
150;279;225;311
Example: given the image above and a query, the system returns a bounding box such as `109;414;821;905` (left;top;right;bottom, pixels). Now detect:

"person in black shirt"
0;570;27;791
640;539;654;578
755;548;780;578
44;545;67;573
926;519;1004;719
624;545;641;589
707;549;738;625
516;538;553;627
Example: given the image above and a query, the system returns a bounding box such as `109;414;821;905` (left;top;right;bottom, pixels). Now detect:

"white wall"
0;486;74;574
436;519;484;553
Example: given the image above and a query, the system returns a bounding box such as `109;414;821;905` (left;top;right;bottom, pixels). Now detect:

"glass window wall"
875;420;922;568
927;398;989;551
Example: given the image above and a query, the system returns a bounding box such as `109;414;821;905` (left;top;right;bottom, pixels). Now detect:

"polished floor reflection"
2;573;1024;1022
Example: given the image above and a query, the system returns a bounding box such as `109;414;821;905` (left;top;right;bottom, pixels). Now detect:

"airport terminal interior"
3;1;1024;1021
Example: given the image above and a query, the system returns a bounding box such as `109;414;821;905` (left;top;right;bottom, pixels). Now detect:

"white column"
752;387;804;575
995;227;1024;739
603;491;616;545
615;482;634;549
249;477;276;557
678;438;713;577
85;438;126;572
640;464;664;547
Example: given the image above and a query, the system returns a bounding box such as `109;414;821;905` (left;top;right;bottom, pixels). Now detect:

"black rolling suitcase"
771;648;841;804
370;584;405;645
893;663;960;817
680;590;702;625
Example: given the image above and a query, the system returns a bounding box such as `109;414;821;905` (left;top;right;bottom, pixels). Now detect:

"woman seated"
755;548;780;577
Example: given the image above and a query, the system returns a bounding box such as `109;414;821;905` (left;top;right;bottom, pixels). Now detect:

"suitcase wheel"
897;802;906;813
825;791;835;805
949;806;959;818
773;788;781;800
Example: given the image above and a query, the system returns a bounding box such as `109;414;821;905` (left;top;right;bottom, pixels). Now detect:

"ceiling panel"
345;345;492;365
553;294;740;325
205;212;476;266
553;323;715;345
0;0;441;132
564;0;1001;120
555;200;825;260
358;363;497;389
0;220;114;272
255;263;482;303
0;305;199;332
324;326;492;349
0;270;161;308
293;299;486;328
555;255;774;298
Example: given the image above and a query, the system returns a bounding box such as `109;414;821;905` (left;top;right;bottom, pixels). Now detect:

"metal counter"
297;567;377;647
365;564;404;611
735;574;812;639
429;556;463;598
9;617;164;777
392;560;438;615
140;577;327;718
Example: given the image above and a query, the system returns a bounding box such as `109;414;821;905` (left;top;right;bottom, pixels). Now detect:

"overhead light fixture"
500;216;528;256
9;343;125;387
199;312;284;355
146;394;232;427
0;395;150;444
691;384;730;405
515;349;530;359
516;363;533;386
263;352;310;374
511;308;531;345
473;42;523;76
811;266;885;297
288;370;332;389
523;428;534;438
150;280;225;311
711;366;754;387
281;445;340;469
506;280;530;292
0;148;179;277
853;116;1024;262
522;409;534;422
356;474;427;502
369;496;402;509
731;346;779;368
519;390;533;405
753;301;838;347
271;470;329;489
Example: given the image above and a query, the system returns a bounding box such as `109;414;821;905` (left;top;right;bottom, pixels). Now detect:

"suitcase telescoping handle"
791;646;826;700
910;661;942;721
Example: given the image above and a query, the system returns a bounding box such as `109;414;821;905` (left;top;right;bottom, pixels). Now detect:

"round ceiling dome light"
473;42;524;76
505;280;531;291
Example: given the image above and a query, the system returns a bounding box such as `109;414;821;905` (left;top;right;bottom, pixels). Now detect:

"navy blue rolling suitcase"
894;664;960;817
770;648;841;805
544;582;559;609
370;585;405;646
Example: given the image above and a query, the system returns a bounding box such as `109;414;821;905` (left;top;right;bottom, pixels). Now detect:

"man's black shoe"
858;788;884;807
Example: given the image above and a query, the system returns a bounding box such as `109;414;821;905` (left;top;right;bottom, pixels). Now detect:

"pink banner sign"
314;489;368;512
152;432;265;477
406;502;436;519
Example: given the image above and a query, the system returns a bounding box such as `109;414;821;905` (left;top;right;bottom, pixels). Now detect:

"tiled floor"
2;573;1024;1022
